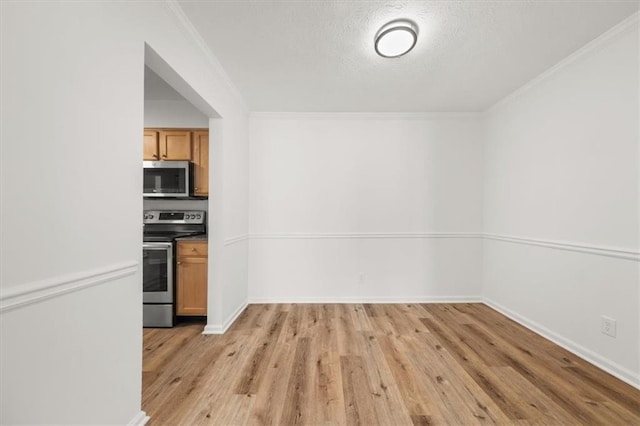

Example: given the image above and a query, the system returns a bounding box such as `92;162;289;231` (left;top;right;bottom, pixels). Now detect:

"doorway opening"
141;43;221;409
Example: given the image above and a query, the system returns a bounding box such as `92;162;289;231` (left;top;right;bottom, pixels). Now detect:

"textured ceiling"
177;1;638;112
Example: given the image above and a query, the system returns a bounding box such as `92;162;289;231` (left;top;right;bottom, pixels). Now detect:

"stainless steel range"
142;210;206;327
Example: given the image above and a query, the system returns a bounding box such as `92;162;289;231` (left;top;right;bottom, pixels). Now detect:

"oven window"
143;248;169;293
143;167;186;194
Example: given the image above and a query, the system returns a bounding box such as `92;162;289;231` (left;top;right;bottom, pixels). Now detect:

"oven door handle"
143;242;173;249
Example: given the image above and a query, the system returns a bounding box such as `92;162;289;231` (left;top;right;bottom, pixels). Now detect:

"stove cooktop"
143;232;205;243
143;210;206;243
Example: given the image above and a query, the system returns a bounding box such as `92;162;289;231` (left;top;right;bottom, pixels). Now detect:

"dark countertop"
175;234;208;241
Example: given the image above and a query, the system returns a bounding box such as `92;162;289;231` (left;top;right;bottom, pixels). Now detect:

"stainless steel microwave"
143;161;193;198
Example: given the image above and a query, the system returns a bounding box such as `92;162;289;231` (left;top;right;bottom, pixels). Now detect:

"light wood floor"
143;304;640;425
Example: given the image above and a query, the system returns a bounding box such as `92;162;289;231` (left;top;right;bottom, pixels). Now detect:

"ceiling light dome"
375;19;418;58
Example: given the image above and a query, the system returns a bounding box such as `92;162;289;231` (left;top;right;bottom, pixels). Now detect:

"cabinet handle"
177;261;181;265
194;187;198;191
153;153;158;159
162;154;167;158
191;248;197;252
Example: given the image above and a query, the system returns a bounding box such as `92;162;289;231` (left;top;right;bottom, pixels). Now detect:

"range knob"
196;214;201;219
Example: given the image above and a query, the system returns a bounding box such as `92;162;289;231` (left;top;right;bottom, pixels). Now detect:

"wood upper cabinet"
159;130;192;160
143;128;209;198
143;130;159;160
176;241;208;316
192;131;209;197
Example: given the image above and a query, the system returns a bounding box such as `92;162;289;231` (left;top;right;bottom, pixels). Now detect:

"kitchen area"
142;67;210;328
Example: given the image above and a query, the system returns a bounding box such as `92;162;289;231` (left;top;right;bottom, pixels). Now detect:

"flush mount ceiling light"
375;19;418;58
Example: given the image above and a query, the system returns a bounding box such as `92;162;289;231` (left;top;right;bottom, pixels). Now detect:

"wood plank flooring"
142;304;640;425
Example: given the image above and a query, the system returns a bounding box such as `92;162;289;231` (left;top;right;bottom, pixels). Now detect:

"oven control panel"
143;210;206;224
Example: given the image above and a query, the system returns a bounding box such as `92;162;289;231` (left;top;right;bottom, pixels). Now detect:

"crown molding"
486;12;639;115
163;4;637;117
164;0;249;112
250;111;482;120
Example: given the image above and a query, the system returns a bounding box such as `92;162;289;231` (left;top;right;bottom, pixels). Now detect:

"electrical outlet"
601;316;616;338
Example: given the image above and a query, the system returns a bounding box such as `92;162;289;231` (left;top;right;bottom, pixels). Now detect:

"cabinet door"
192;131;209;197
176;256;207;316
159;130;192;160
143;130;159;160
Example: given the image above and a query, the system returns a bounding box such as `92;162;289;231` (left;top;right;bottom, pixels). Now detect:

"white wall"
249;114;483;302
144;99;209;128
0;1;249;424
143;198;208;215
483;19;639;386
221;113;251;327
206;113;251;332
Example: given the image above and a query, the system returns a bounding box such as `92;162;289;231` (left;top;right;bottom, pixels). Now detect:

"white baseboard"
202;297;482;332
482;298;640;390
203;300;248;334
248;296;482;304
127;411;149;426
202;324;223;334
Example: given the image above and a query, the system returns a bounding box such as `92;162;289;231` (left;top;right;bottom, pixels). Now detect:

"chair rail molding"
223;234;250;246
483;233;639;261
246;232;638;261
249;232;483;240
0;261;139;313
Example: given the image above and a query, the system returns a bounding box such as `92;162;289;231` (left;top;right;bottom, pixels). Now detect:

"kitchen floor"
142;303;640;425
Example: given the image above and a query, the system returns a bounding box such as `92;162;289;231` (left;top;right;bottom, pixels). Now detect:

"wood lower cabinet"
192;131;209;197
176;241;208;316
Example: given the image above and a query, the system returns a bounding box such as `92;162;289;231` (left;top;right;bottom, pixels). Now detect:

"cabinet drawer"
177;241;208;257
